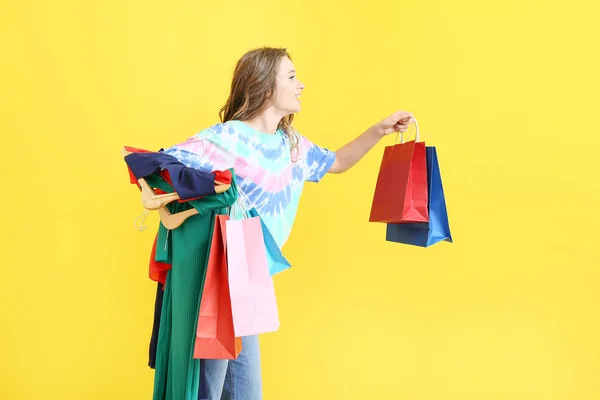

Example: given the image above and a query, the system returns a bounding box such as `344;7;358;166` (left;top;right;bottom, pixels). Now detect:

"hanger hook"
133;209;150;231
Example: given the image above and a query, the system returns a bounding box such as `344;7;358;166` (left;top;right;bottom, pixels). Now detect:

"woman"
163;47;413;399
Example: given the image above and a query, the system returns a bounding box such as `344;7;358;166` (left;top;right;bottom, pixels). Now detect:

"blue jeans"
200;335;262;400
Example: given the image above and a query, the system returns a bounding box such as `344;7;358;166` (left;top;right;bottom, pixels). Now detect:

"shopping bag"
193;215;242;359
386;147;452;247
247;207;291;276
226;205;279;336
369;119;428;223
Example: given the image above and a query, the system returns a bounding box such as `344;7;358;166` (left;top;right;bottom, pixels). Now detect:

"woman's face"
272;56;304;115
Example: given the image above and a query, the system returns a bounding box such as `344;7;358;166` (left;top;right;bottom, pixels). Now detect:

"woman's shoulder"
184;121;242;148
191;121;234;137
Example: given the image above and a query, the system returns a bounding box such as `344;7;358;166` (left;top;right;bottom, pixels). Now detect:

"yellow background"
1;0;599;399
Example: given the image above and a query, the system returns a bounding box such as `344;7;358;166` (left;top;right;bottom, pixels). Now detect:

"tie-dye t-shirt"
163;120;336;248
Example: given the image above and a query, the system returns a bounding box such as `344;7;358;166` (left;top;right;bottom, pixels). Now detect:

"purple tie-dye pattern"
163;120;335;248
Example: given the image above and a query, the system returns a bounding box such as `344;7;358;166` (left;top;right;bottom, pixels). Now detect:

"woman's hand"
374;110;414;136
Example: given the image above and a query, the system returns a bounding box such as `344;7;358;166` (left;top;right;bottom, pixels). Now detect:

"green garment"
145;172;238;400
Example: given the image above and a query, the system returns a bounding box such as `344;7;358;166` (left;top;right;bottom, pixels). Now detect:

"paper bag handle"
394;116;420;145
229;188;252;220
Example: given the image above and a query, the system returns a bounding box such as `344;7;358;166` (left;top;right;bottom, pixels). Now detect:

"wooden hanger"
158;205;199;230
122;146;230;229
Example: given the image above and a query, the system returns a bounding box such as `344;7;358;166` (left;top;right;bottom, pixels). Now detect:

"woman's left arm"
329;110;414;174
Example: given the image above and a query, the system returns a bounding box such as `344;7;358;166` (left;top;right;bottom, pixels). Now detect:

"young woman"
163;47;413;400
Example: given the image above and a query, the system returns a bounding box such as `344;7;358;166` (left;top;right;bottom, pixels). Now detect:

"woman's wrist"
367;124;386;140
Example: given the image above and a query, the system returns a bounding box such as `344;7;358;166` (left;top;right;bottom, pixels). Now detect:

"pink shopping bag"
225;216;280;336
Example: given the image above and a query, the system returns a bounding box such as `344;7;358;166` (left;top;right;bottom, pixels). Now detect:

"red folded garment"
149;233;171;285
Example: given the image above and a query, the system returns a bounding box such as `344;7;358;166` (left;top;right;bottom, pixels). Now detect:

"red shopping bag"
369;122;429;224
193;215;242;359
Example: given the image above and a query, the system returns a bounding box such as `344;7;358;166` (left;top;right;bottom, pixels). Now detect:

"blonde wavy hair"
219;47;300;157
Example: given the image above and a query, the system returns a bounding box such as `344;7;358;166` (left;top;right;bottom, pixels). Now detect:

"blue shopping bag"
386;147;452;247
247;208;291;276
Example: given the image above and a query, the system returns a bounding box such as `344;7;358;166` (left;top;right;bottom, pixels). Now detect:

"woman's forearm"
329;125;384;174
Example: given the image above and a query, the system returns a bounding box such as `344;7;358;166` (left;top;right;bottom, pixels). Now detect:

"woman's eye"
289;75;296;80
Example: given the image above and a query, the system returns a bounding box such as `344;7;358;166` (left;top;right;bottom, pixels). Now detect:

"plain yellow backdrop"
1;0;599;399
